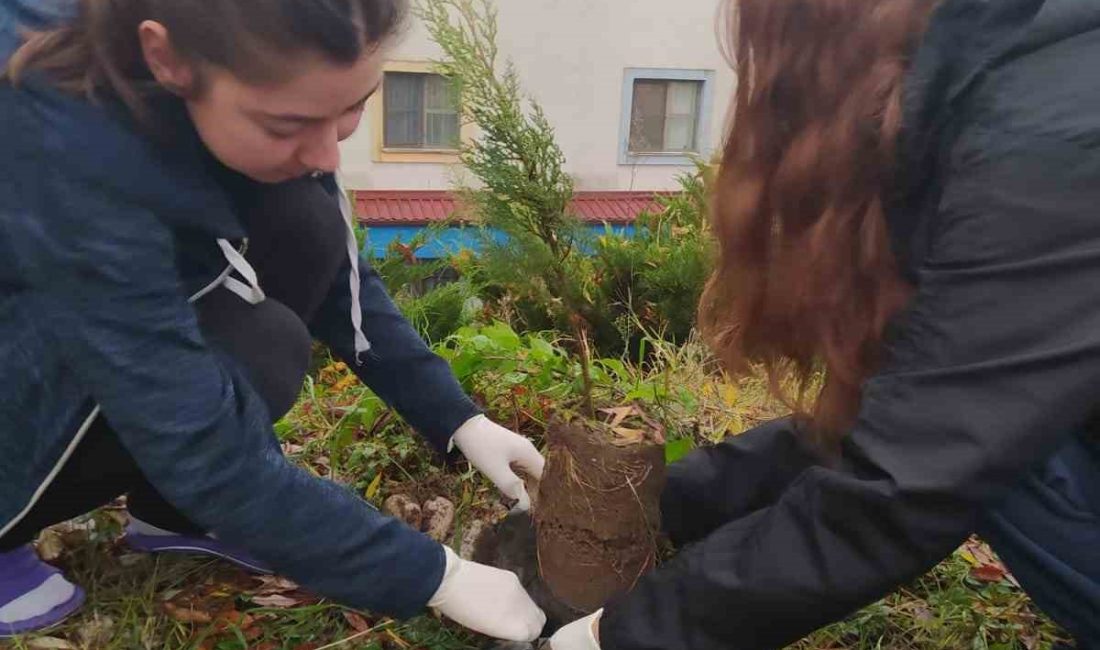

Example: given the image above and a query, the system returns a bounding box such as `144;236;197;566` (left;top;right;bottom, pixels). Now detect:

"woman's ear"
137;20;196;96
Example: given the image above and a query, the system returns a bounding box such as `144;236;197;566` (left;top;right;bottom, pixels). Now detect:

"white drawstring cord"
335;173;371;364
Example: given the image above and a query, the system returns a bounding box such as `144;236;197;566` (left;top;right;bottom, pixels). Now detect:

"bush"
417;0;713;359
371;228;483;344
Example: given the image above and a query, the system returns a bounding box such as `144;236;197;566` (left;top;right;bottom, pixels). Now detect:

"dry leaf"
36;529;65;562
253;575;299;595
961;538;999;566
385;628;411;648
252;593;302;609
27;637;76;650
600;406;636;429
610;427;646;446
343;611;372;632
77;615;116;648
970;563;1007;583
162;602;213;624
913;606;935;622
213;610;254;632
118;553;146;567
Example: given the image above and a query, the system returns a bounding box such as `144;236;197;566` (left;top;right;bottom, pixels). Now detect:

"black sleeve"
310;257;482;453
600;120;1100;648
660;417;822;548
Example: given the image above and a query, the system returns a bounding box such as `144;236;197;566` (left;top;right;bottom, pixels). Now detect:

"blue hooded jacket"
0;0;480;617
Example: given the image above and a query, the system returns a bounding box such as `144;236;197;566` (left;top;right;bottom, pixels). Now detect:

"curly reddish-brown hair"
700;0;938;441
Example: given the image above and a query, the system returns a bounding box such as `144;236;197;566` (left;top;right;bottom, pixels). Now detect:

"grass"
2;330;1071;650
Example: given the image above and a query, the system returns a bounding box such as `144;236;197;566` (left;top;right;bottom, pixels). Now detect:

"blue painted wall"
363;224;637;259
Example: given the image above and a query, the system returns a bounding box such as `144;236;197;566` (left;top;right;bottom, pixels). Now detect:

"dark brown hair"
700;0;938;441
5;0;406;125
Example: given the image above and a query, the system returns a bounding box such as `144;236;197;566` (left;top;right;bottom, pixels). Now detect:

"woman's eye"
263;124;300;139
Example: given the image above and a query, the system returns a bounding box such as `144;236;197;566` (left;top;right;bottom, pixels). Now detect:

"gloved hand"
429;545;546;642
549;610;603;649
452;415;545;511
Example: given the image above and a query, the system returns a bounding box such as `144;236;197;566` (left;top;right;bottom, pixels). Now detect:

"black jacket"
600;1;1100;648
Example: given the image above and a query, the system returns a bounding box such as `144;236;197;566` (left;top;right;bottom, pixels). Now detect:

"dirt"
533;417;665;614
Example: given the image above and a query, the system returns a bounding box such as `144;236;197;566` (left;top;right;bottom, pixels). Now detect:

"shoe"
123;517;272;575
0;545;85;638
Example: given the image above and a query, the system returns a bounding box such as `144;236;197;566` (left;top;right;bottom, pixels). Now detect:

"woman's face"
139;21;385;184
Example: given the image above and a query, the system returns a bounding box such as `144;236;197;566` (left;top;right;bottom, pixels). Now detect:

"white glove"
452;415;545;511
428;545;546;642
549;610;603;650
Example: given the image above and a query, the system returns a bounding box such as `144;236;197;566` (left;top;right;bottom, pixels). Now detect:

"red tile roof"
354;190;673;226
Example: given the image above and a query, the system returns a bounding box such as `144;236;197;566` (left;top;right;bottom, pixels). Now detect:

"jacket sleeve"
35;174;445;619
600;121;1100;647
309;252;482;454
659;417;822;549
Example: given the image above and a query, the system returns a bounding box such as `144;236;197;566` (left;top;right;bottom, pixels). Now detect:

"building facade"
342;0;733;256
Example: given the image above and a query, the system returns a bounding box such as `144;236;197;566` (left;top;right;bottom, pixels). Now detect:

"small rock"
459;519;490;560
382;494;422;530
422;497;455;542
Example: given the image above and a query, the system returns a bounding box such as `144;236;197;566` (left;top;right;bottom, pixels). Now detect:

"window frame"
369;61;470;164
619;68;716;166
382;71;461;152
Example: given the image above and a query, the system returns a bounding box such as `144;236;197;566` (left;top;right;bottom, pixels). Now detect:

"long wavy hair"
700;0;938;443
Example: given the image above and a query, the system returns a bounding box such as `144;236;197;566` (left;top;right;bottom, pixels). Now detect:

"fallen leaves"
162;602;212;624
970;563;1007;583
26;638;76;650
251;593;303;609
959;537;1018;586
599;405;665;446
36;529;66;562
342;611;372;633
250;575;318;609
76;614;115;648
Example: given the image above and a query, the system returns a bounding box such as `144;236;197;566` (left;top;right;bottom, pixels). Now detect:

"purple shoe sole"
124;532;273;575
0;585;86;639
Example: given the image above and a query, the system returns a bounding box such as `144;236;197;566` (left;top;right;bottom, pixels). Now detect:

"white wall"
340;0;734;191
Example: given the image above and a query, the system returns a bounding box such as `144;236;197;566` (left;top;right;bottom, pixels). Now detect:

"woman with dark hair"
550;0;1100;648
0;0;545;640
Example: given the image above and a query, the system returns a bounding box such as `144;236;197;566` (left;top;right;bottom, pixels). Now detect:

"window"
383;72;460;150
629;79;703;154
620;68;715;165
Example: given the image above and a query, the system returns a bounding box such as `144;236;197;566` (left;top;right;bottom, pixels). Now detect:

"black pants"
0;178;347;552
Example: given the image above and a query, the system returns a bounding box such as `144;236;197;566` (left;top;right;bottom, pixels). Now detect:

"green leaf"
501;371;529;386
665;438;695;465
273;419;294;440
528;336;556;362
482;321;522;351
